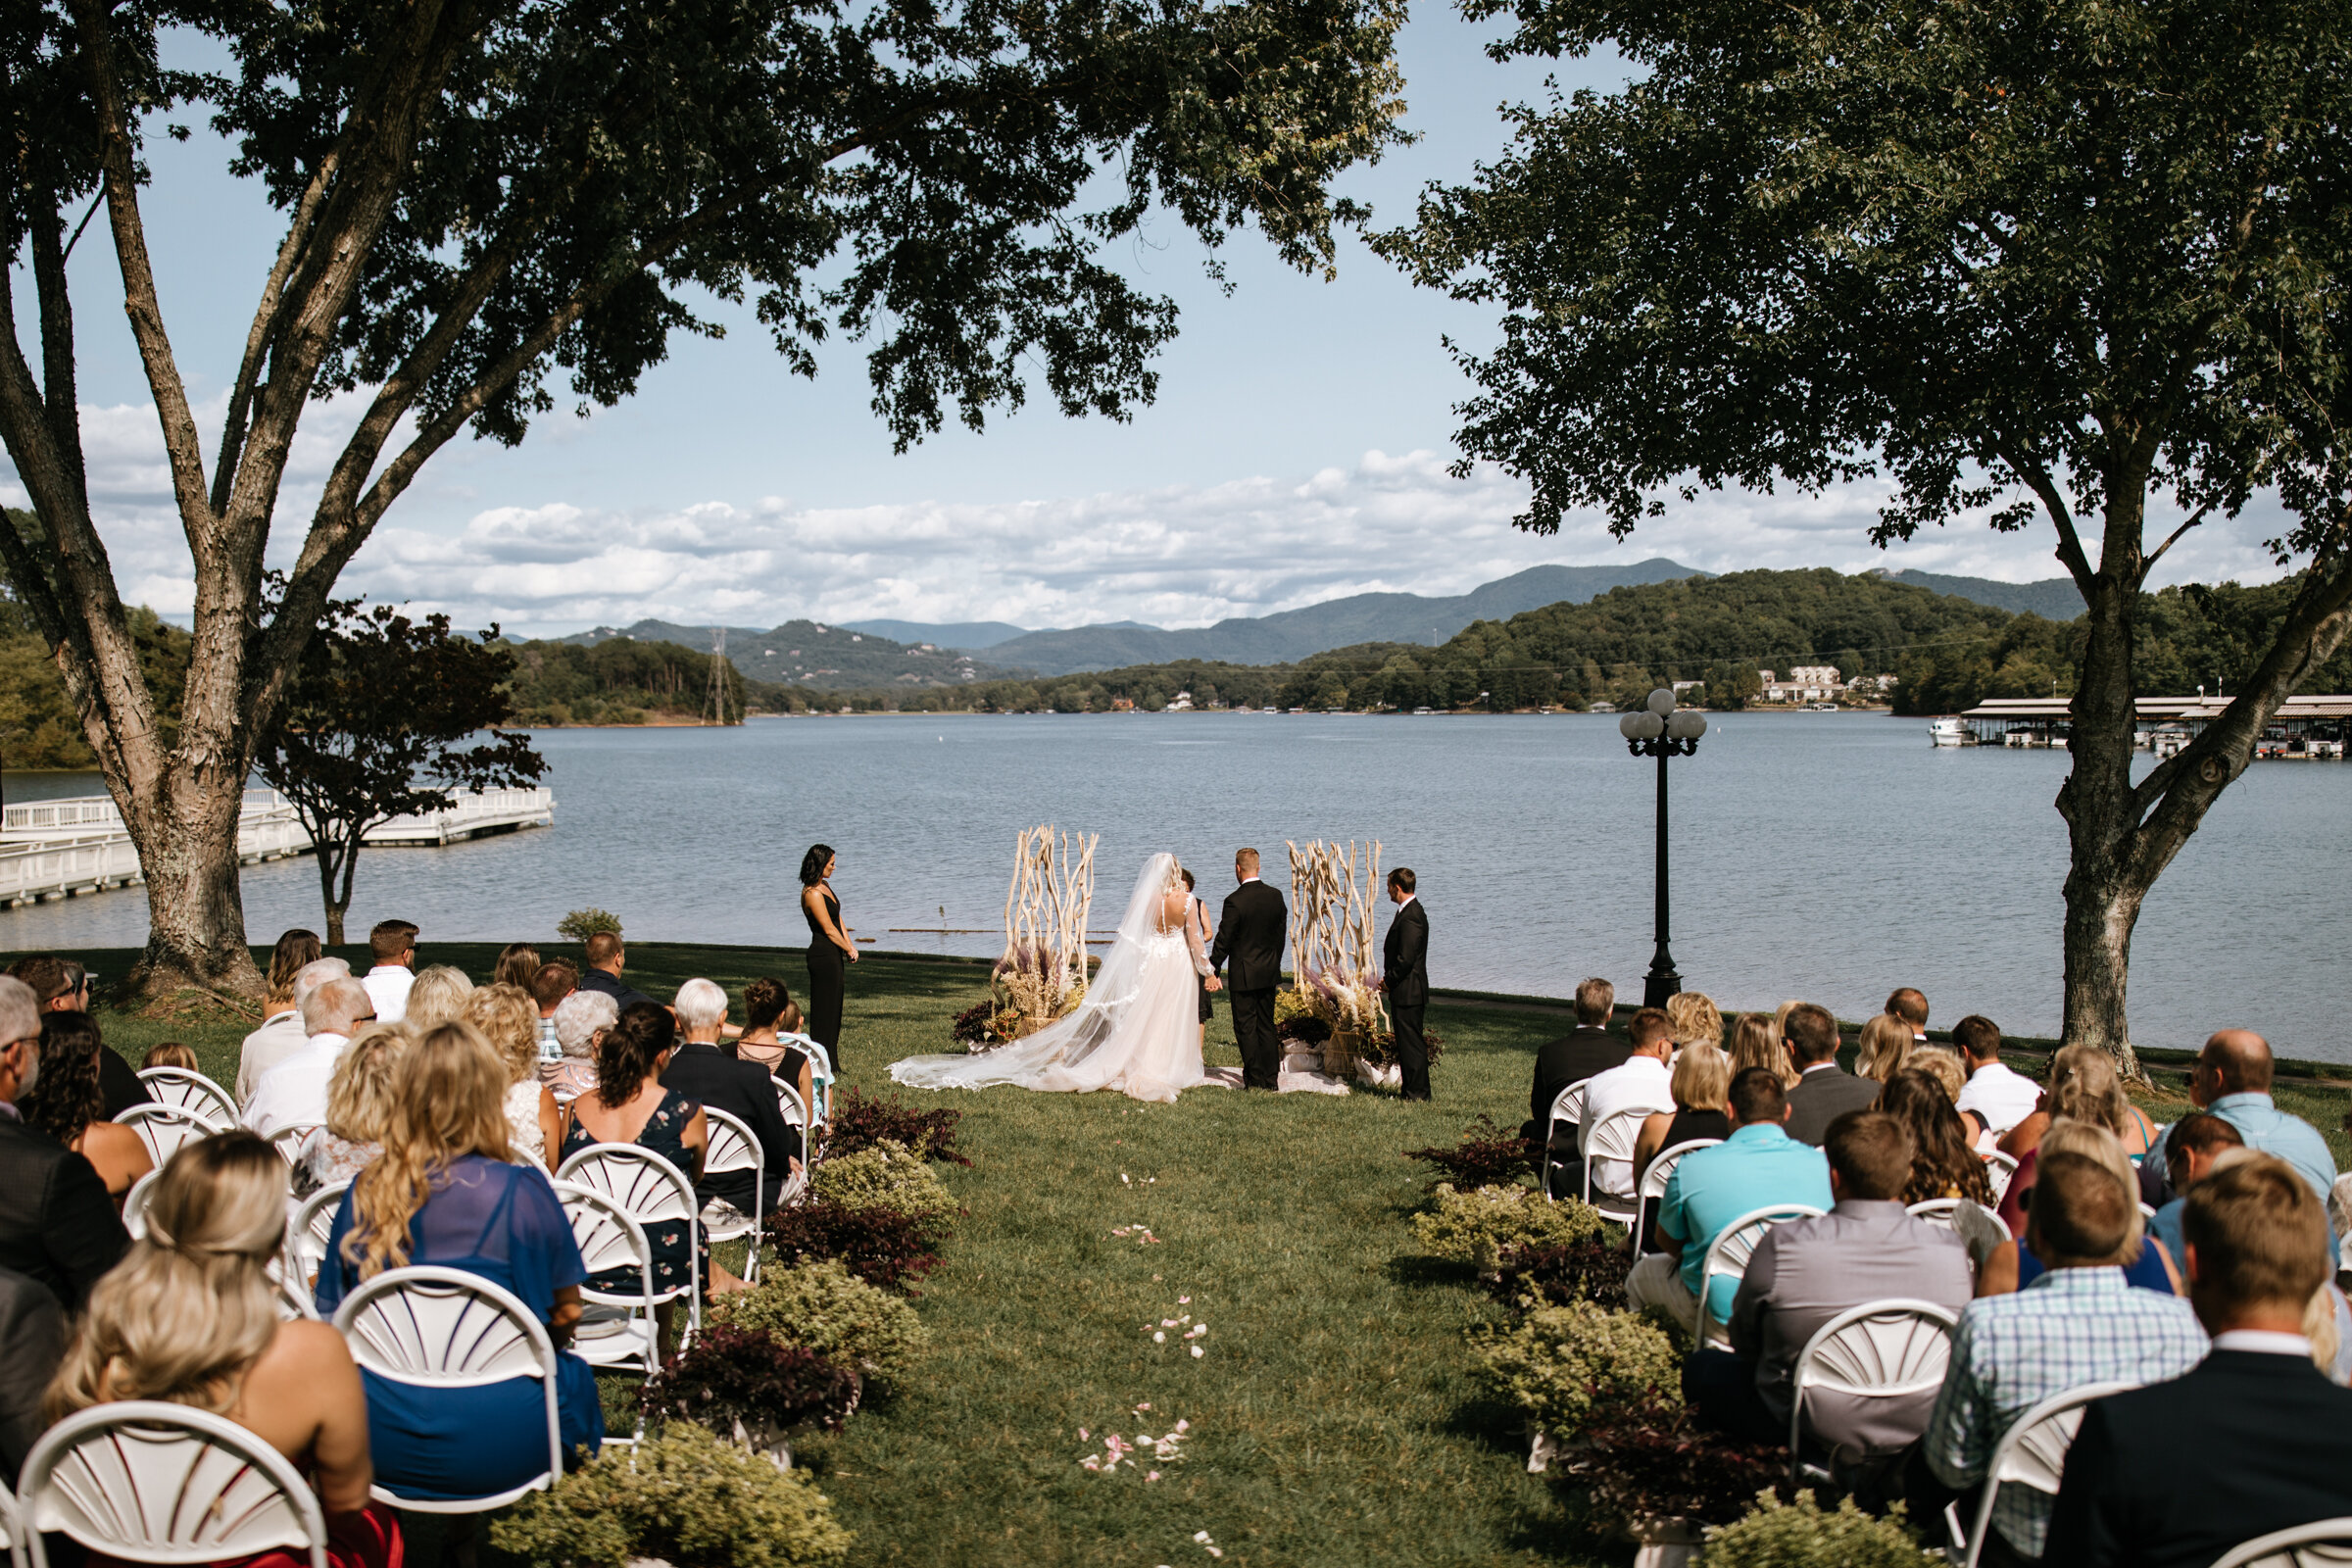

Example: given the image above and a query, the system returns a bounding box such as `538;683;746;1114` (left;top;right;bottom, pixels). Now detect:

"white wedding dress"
890;853;1218;1104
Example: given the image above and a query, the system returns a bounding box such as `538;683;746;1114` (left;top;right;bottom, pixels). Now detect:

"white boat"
1929;717;1969;748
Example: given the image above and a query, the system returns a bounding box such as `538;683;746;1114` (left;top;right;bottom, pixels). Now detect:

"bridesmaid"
800;844;855;1069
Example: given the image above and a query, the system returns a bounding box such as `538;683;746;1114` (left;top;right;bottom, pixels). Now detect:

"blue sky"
6;11;2295;637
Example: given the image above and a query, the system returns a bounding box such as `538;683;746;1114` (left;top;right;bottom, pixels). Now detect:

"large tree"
0;0;1405;997
1380;0;2352;1071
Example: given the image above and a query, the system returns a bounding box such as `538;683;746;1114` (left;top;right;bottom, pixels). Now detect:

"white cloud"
4;403;2299;637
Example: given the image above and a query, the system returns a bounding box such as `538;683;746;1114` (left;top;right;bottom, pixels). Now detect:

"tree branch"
2004;446;2097;587
2138;497;2218;583
213;149;343;516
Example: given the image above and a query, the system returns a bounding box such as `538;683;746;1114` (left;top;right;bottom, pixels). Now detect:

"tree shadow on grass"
1383;1252;1475;1289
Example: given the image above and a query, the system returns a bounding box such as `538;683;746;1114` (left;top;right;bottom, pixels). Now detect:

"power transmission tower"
703;627;734;726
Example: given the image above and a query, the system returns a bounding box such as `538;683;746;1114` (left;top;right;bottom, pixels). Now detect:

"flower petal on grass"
1191;1346;1204;1358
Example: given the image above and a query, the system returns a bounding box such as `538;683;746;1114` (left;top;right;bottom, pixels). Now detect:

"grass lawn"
43;941;2352;1568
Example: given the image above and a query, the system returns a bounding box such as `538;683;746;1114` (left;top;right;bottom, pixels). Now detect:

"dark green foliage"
1488;1237;1633;1313
639;1325;861;1436
763;1199;947;1294
504;638;746;726
822;1087;970;1167
1567;1400;1789;1531
1403;1114;1539;1192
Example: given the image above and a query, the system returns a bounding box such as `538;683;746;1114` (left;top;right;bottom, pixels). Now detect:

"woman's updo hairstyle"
597;1002;676;1109
799;844;835;887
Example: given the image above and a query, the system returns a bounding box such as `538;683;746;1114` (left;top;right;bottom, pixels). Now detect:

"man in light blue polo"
1628;1066;1833;1336
2150;1031;2335;1201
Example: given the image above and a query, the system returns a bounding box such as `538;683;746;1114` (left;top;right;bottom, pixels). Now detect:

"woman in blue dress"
555;1001;719;1300
315;1021;604;1502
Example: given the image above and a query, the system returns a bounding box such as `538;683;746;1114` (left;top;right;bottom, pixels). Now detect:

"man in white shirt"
1578;1007;1679;1200
1886;986;1930;1045
361;919;418;1023
242;977;373;1137
1951;1013;2040;1137
236;956;350;1105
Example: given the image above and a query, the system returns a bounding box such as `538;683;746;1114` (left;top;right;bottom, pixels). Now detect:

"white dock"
0;786;555;907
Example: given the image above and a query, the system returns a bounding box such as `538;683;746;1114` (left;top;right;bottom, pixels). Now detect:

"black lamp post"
1619;688;1708;1008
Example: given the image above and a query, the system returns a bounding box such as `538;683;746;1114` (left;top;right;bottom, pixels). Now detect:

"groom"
1210;848;1286;1091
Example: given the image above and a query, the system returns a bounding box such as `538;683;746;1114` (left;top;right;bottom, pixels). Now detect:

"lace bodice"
1150;892;1213;977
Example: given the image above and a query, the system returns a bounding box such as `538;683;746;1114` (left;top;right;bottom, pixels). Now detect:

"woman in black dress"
800;844;855;1068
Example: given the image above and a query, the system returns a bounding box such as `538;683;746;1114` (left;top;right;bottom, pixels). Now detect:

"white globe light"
1635;710;1666;739
1668;710;1707;739
1618;712;1643;738
1645;687;1676;715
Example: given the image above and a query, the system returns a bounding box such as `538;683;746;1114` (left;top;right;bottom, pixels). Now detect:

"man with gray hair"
242;974;374;1138
238;954;353;1105
661;978;802;1216
0;975;128;1306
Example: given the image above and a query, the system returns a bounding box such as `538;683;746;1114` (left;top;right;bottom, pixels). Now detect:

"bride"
891;853;1218;1103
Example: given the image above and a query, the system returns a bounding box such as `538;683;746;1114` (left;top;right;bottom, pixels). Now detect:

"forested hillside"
503;637;748;725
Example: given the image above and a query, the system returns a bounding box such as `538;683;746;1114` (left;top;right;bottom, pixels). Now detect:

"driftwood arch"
1286;838;1387;1072
994;825;1098;1037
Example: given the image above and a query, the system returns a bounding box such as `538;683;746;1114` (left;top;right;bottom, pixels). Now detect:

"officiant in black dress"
1382;868;1431;1101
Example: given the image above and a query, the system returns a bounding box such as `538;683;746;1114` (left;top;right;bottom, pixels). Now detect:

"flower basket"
1321;1027;1363;1076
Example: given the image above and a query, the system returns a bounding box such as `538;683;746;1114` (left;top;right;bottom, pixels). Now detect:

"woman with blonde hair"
1855;1011;1916;1083
1728;1011;1797;1088
48;1133;396;1568
1998;1043;2156;1161
1632;1044;1732;1195
315;1023;602;1496
493;942;542;991
301;1022;411;1189
402;964;475;1030
1979;1118;2181;1296
464;982;549;1164
1664;991;1724;1053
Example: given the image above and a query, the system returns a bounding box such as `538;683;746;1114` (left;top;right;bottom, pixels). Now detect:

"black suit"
97;1045;150;1120
1784;1063;1881;1146
661;1042;802;1212
0;1264;61;1480
0;1115;128;1309
1210;878;1287;1090
1525;1024;1632;1199
1382;898;1430;1100
2045;1348;2352;1568
578;968;656;1013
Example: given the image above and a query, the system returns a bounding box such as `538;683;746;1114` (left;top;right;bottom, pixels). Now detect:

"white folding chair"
772;1077;812;1173
332;1265;564;1510
556;1144;702;1346
2211;1518;2352;1568
1944;1380;2140;1568
1985;1150;2020;1202
1906;1198;1965;1228
1542;1078;1592;1201
1697;1203;1827;1349
285;1181;350;1289
1632;1139;1720;1253
270;1264;319;1322
266;1122;322;1168
133;1067;235;1130
549;1180;658;1443
120;1170;160;1240
1786;1298;1959;1483
698;1107;765;1284
792;1035;835;1122
0;1474;21;1568
20;1400;329;1568
1577;1106;1653;1225
111;1104;213;1169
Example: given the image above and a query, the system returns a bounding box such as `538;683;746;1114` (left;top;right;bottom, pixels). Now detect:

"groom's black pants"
1393;1002;1431;1100
1232;987;1280;1090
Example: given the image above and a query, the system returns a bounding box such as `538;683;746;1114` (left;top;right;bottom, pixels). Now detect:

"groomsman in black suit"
1210;848;1287;1091
1381;868;1431;1101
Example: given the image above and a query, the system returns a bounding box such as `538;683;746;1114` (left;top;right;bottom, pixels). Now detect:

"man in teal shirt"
2149;1032;2335;1201
1628;1067;1834;1337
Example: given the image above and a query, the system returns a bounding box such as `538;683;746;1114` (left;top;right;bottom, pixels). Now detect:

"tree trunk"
2059;859;2146;1080
122;774;262;1000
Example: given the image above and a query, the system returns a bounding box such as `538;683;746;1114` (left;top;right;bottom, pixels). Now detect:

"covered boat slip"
1954;695;2352;754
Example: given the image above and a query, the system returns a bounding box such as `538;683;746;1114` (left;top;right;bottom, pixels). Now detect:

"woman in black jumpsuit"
800;844;854;1067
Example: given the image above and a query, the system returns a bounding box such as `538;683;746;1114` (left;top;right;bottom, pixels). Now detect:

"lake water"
1;711;2345;1059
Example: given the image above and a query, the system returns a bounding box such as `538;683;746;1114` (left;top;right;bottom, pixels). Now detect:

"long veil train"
890;852;1211;1103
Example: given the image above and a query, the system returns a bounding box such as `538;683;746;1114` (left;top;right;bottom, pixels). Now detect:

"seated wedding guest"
22;1011;153;1203
49;1133;398;1568
402;964;475;1031
494;942;542;991
0;1264;61;1478
464;983;549;1166
577;931;655;1012
1633;1042;1732;1187
543;991;615;1103
1728;1010;1797;1088
0;976;127;1307
1911;1150;2206;1562
1578;1007;1678;1202
1783;1003;1880;1146
1981;1120;2181;1296
1665;991;1724;1053
301;1023;411;1191
238;929;324;1102
2045;1154;2352;1568
1886;987;1930;1043
1525;978;1629;1196
1951;1015;2039;1140
241;956;348;1105
1997;1043;2156;1161
1882;1069;1994;1208
530;961;578;1057
1906;1047;1984;1140
141;1041;199;1072
316;1023;602;1497
360;919;418;1023
730;978;814;1114
551;1002;740;1297
1854;1011;1914;1083
9;955;149;1116
2146;1111;2244;1273
662;979;803;1213
2148;1029;2336;1201
1695;1110;1972;1451
1628;1067;1832;1337
244;976;374;1139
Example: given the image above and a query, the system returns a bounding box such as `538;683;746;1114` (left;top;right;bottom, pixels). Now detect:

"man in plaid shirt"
1914;1151;2207;1562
